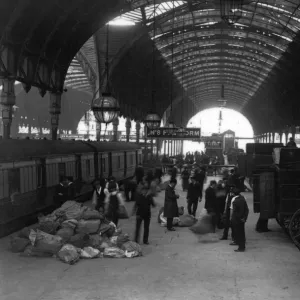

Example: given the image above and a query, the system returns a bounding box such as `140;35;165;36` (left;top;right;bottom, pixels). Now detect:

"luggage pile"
10;201;142;264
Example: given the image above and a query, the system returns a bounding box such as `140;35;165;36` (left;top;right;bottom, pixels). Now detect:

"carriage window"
130;154;134;165
8;169;20;194
102;158;106;172
118;156;121;169
58;163;66;178
86;160;91;177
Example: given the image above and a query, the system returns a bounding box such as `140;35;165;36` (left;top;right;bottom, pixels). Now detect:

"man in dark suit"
134;163;144;185
231;188;249;252
164;178;179;231
187;176;202;217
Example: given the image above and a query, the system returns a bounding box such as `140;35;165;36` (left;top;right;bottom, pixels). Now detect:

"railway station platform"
0;176;299;300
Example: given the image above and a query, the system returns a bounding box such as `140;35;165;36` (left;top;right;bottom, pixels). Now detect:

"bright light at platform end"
183;108;254;154
108;18;135;26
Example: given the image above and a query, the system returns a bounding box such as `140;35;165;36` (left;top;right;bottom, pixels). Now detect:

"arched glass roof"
107;0;300;112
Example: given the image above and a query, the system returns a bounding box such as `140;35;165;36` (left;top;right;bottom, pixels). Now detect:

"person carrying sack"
92;178;107;213
132;178;156;245
105;182;128;226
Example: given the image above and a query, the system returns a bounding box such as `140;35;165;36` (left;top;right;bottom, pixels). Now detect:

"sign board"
200;136;223;149
146;127;201;140
204;140;223;149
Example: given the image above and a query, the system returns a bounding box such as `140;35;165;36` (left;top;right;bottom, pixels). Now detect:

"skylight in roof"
272;32;293;42
200;21;218;26
109;1;185;26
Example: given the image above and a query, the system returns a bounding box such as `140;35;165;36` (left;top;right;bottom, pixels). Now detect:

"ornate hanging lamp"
145;112;161;128
91;24;120;124
145;0;161;129
220;0;244;25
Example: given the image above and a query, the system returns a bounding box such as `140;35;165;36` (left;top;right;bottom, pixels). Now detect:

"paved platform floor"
0;176;300;300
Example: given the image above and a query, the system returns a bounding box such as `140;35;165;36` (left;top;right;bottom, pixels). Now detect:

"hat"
108;181;117;192
191;176;197;180
233;187;241;194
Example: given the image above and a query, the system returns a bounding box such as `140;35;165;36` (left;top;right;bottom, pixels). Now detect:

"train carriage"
0;139;142;237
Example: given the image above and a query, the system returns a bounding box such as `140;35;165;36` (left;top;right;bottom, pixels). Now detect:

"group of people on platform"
54;162;249;252
170;165;249;252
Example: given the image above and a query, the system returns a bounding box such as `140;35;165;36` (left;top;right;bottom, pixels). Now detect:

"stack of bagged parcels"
10;201;142;265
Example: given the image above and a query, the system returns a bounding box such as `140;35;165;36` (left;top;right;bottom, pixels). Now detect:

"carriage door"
75;154;82;181
108;152;112;177
124;151;127;178
36;158;47;206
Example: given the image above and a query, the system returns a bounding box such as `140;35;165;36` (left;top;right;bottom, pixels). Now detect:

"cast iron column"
144;126;148;161
272;132;275;143
150;138;154;159
126;117;131;143
181;140;184;154
163;140;166;155
49;92;62;140
96;122;101;141
291;125;296;140
136;121;140;143
112;118;119;142
0;79;15;139
279;131;283;143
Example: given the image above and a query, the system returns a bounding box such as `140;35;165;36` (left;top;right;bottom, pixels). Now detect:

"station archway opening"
183;107;254;155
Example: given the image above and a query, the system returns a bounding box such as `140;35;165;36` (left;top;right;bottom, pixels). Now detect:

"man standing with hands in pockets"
231;187;249;252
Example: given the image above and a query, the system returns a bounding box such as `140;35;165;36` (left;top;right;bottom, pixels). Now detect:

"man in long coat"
204;180;218;231
164;178;179;231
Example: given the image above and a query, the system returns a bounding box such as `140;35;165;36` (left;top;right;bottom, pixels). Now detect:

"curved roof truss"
123;0;300;112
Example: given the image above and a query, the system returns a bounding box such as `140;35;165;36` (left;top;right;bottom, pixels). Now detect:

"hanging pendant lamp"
145;111;161;129
145;0;161;129
168;120;176;128
91;24;120;124
220;0;244;25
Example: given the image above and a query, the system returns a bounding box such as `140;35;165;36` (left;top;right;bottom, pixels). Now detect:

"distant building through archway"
183;108;254;154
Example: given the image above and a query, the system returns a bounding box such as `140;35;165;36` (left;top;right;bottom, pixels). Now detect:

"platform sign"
146;127;201;140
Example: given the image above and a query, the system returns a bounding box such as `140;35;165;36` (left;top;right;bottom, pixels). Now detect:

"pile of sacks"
10;201;142;264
